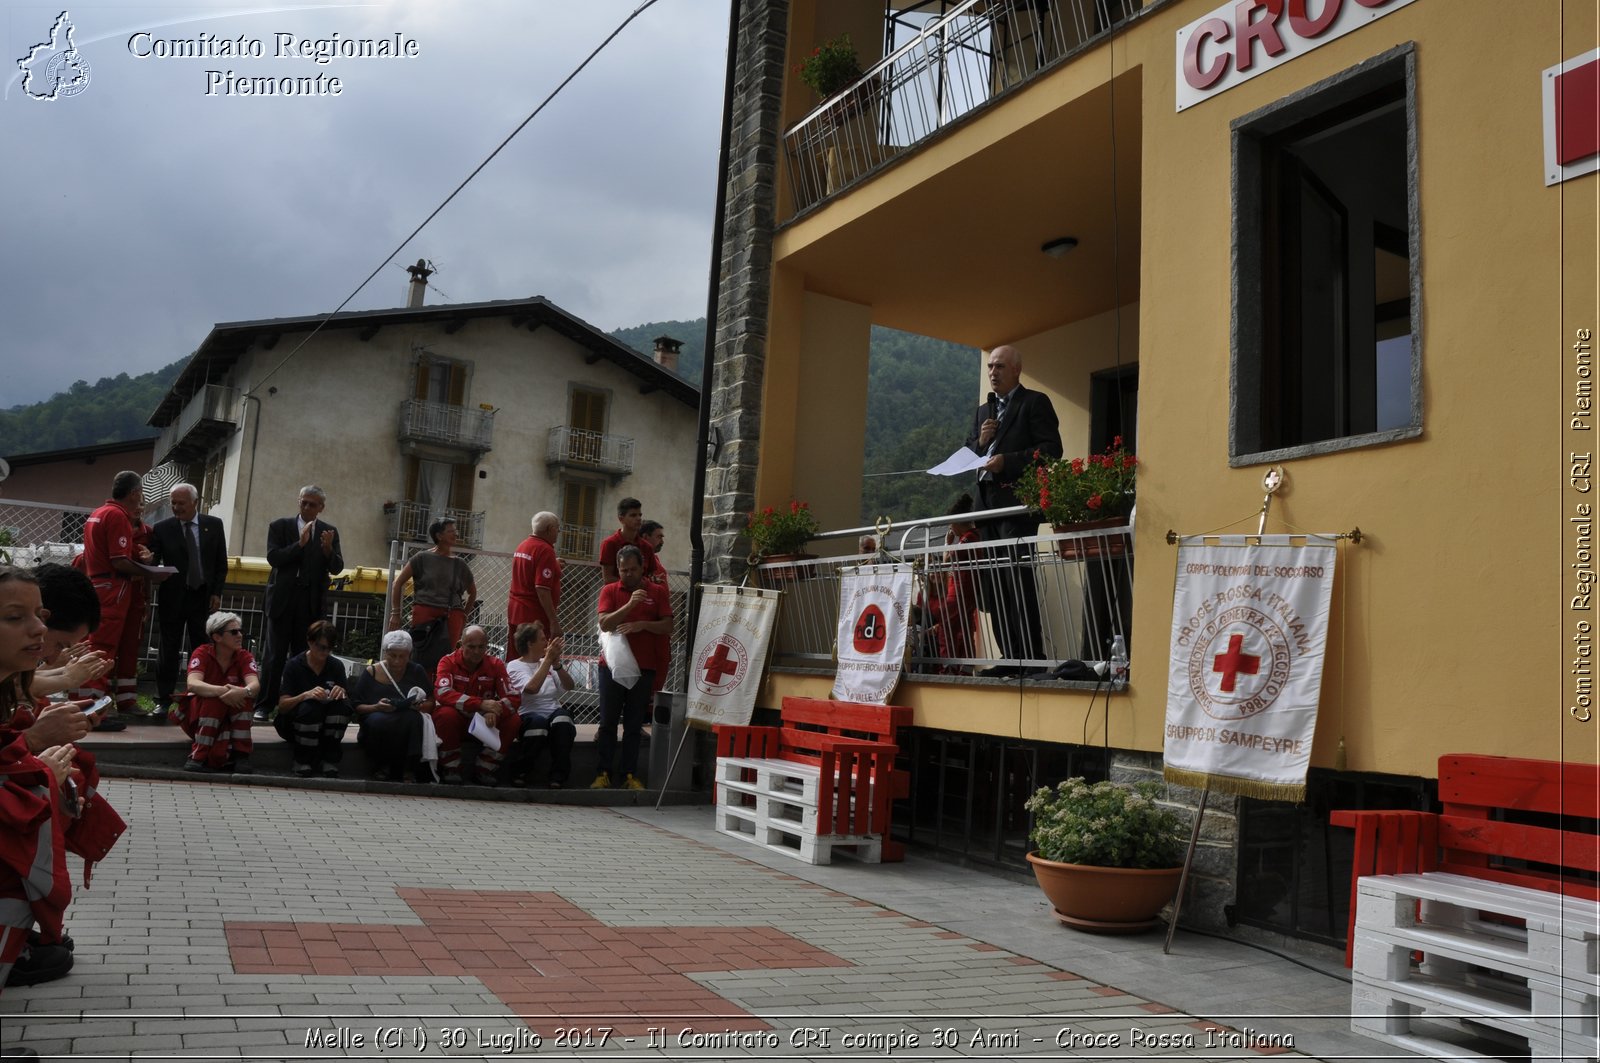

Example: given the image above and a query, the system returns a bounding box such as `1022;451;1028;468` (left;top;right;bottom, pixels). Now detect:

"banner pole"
654;717;694;812
1163;785;1209;954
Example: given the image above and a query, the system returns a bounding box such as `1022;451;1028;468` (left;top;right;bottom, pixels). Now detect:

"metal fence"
785;0;1138;212
389;541;689;724
0;498;94;563
757;523;1133;676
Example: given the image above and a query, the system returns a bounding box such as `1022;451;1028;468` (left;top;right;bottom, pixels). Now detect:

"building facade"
705;0;1599;937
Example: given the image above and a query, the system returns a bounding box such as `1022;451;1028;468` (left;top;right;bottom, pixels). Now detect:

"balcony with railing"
559;522;597;561
397;399;495;455
785;0;1138;213
546;426;635;480
154;384;240;465
759;515;1132;680
386;500;486;548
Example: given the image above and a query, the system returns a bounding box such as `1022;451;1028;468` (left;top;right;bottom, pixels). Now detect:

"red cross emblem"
227;888;848;1034
694;634;748;695
1211;633;1261;693
703;643;739;684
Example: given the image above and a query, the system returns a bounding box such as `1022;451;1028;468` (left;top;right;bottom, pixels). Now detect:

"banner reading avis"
831;563;915;705
1163;536;1337;802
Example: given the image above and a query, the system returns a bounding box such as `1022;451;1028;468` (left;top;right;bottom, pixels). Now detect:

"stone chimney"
405;259;433;308
652;335;683;372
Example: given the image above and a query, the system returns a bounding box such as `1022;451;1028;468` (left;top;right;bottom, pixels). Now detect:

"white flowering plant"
1024;778;1185;869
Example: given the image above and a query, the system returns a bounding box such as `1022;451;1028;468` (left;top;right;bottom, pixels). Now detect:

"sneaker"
26;929;72;953
590;772;611;789
5;943;73;987
229;757;251;775
622;774;645;791
321;764;339;778
95;715;127;732
182;758;214;773
251;708;271;724
440;771;463;785
293;764;316;778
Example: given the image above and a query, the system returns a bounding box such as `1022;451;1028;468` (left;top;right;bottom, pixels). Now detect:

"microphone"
986;391;998;422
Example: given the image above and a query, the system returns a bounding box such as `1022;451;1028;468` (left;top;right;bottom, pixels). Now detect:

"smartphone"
82;694;114;716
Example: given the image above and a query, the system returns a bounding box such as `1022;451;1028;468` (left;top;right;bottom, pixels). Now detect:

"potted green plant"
1023;437;1137;559
746;500;820;580
795;34;863;101
1024;777;1186;933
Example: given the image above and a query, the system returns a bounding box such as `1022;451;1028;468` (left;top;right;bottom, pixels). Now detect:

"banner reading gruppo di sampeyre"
831;564;915;705
1164;537;1337;801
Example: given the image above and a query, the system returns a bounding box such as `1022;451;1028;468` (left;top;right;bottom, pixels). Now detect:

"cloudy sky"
1;0;730;407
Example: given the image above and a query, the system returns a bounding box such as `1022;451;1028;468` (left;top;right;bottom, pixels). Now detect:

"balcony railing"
559;522;597;561
758;523;1133;678
386;501;485;549
785;0;1138;212
154;384;239;464
546;426;635;478
397;399;495;454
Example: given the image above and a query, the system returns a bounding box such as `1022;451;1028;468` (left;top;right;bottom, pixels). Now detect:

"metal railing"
154;383;239;464
559;522;597;561
0;498;94;562
758;523;1133;677
785;0;1138;212
388;541;689;725
546;426;635;477
385;501;486;549
397;399;495;453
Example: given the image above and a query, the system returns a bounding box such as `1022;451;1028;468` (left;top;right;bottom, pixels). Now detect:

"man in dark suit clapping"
257;485;343;722
148;483;229;711
965;345;1062;675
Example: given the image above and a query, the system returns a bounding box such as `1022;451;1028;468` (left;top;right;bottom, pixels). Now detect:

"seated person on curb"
504;622;575;788
433;626;520;785
591;545;673;791
351;630;433;783
273;620;350;779
182;612;260;774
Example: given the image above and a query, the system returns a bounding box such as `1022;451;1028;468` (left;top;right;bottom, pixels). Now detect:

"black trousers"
156;591;211;703
261;596;314;711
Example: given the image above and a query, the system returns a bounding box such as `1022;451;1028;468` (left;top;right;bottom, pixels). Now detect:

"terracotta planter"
758;552;818;583
1052;516;1131;561
1026;851;1181;934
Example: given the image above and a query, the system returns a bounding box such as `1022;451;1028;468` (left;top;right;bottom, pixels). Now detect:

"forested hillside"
0;359;184;456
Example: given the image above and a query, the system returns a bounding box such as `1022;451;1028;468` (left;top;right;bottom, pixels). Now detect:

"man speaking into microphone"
259;485;344;722
964;345;1061;676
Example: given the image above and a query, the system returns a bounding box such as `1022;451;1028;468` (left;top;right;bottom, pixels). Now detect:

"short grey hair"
298;485;327;501
171;483;199;501
206;611;242;637
381;629;413;654
532;511;559;534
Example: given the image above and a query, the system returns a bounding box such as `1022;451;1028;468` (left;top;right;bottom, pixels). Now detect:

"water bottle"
1109;635;1128;689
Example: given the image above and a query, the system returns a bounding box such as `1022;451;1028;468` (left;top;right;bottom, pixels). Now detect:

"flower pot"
1052;516;1130;561
1025;852;1181;934
758;552;818;583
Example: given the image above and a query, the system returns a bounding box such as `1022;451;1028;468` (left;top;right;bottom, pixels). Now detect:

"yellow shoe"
623;774;645;791
589;772;611;789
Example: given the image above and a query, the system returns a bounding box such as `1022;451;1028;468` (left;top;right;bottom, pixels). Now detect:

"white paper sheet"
927;447;988;476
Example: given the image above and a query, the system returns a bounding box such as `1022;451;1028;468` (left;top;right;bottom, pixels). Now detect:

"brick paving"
0;780;1392;1061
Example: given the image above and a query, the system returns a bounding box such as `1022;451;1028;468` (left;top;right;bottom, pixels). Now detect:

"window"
200;447;226;512
404;458;475;511
414;356;466;406
1232;46;1419;463
559;479;599;560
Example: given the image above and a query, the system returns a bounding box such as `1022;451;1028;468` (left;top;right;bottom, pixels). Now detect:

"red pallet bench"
714;698;911;865
1332;754;1600;1061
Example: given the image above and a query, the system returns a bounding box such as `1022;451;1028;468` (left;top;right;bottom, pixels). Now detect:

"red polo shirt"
598;531;656;576
596;580;673;673
81;499;135;578
509;534;561;631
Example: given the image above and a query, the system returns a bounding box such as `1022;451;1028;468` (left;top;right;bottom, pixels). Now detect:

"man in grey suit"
147;483;228;710
257;485;343;722
965;345;1062;675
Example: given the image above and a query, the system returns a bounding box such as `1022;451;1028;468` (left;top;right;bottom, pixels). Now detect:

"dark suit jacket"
264;516;344;619
965;385;1063;537
148;513;228;612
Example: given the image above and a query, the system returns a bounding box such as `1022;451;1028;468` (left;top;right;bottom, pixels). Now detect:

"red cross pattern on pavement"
1211;633;1261;693
702;643;739;685
227;888;848;1034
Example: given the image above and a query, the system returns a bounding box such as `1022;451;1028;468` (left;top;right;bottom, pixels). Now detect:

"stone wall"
1111;750;1237;930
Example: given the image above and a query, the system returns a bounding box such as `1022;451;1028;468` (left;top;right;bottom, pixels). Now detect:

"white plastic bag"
419;709;440;765
598;627;641;688
467;710;501;752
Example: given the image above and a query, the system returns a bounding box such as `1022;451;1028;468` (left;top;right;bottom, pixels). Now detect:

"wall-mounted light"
1041;236;1079;258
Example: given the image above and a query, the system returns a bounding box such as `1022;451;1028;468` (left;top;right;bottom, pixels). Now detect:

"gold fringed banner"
1161;765;1306;804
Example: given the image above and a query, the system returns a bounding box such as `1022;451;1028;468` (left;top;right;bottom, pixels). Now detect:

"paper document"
927;447;988;477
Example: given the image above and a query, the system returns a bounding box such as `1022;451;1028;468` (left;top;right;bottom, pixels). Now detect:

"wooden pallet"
714;756;883;865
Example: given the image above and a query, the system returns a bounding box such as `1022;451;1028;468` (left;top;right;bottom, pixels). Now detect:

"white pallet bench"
715;756;883;865
1352;872;1600;1062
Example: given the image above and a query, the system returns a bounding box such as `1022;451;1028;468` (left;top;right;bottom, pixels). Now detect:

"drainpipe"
686;0;743;660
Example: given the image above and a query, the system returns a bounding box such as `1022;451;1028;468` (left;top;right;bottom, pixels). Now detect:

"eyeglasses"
223;629;243;636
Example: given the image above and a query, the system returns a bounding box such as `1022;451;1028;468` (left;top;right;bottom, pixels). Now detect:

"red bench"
714;698;912;864
1332;754;1600;1059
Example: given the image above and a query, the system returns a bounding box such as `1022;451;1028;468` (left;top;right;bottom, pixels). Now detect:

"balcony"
386;501;486;549
397;399;495;456
546;426;634;480
559;522;597;561
785;0;1138;213
154;384;239;465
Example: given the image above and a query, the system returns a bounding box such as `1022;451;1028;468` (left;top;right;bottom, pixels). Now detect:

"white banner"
1163;536;1337;801
685;585;781;728
831;563;915;705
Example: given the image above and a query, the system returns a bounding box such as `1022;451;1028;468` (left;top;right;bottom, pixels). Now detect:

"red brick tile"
967;943;1002;952
1008;956;1042;965
1090;986;1126;997
933;931;964;940
1047;971;1083;981
1140;1002;1176;1014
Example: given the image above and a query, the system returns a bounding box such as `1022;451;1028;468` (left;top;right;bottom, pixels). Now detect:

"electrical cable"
1170;924;1353;984
246;0;663;398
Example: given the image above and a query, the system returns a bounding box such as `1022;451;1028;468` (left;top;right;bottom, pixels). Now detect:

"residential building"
703;0;1597;941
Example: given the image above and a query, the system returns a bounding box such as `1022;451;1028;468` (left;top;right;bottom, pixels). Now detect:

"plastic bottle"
1109;635;1129;689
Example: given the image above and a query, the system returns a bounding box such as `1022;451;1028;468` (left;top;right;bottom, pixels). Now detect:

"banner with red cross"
1163;536;1337;801
831;563;915;705
685;585;781;728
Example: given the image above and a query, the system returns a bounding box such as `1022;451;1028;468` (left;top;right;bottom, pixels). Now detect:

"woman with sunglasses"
180;612;260;773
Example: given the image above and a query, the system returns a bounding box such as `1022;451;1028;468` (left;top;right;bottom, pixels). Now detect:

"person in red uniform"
591;545;673;790
598;498;656;584
432;625;520;785
181;612;260;773
79;470;163;723
638;520;672;708
508;512;562;639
